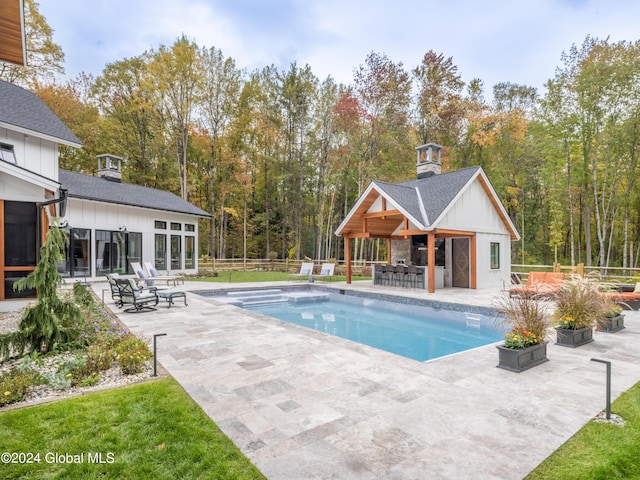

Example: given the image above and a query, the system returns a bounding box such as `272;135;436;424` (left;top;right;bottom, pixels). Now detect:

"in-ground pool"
204;287;503;362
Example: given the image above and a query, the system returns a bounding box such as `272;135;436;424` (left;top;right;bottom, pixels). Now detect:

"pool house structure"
336;144;520;293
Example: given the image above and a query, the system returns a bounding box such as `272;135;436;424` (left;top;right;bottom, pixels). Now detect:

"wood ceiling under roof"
0;0;26;66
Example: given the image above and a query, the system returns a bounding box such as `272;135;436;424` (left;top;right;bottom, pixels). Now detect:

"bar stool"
407;265;417;288
373;264;383;285
380;264;391;285
414;266;425;289
392;265;404;287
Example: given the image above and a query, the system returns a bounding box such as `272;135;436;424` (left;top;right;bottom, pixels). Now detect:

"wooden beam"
343;232;371;239
345;236;352;284
434;228;476;238
396;229;426;237
361;209;402;219
427;231;436;293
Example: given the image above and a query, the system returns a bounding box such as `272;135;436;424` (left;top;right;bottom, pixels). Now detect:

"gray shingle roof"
373;167;480;227
59;169;210;217
0;80;81;146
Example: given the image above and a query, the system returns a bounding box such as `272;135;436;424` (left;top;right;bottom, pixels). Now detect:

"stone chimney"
97;154;123;183
416;143;442;179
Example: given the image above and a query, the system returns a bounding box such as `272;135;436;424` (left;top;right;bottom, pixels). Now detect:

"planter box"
496;341;548;373
597;314;625;333
555;326;594;348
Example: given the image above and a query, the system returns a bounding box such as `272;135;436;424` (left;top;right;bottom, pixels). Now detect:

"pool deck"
95;280;640;480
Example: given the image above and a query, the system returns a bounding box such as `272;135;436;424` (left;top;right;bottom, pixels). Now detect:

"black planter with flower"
552;274;615;348
597;306;625;333
555;325;594;347
493;292;552;373
497;338;548;373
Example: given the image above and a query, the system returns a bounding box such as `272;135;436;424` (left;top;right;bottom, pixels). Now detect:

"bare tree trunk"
566;141;576;266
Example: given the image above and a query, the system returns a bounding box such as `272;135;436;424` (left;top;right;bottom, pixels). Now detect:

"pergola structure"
0;0;27;66
335;163;519;293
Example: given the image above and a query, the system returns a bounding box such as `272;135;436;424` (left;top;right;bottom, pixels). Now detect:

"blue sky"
38;0;640;96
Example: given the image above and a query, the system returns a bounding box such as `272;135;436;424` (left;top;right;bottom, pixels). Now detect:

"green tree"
412;50;465;146
198;46;243;259
0;225;82;360
147;35;201;200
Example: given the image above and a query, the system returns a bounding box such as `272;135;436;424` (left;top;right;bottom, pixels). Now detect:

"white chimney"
416;143;442;178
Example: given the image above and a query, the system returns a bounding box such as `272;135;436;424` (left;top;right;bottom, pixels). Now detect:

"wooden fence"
198;258;640;283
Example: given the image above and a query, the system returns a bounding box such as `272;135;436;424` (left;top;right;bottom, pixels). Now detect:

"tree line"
4;1;640;270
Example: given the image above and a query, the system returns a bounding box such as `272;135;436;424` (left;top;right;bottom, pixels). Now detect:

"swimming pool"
239;292;503;362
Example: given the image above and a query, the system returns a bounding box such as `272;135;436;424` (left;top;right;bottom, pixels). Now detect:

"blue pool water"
246;297;503;362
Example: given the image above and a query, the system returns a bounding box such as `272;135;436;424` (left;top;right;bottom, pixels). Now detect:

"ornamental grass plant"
493;290;553;349
552;274;615;330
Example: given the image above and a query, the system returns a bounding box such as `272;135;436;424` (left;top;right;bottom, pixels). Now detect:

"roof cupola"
416;143;442;178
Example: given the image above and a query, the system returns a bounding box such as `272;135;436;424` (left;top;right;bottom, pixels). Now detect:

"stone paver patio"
95;280;640;479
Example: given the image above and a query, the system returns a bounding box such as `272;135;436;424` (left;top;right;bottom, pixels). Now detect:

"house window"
95;230;139;275
490;242;500;269
154;221;166;229
185;236;195;269
61;228;91;278
0;143;16;164
170;222;181;231
185;223;195;232
155;234;167;270
171;235;182;269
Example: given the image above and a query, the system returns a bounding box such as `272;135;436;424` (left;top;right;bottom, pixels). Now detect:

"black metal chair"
115;278;159;313
106;273;123;307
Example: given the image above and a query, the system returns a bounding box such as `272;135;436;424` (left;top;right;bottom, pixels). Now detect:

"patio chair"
106;273;123;307
290;262;315;281
604;282;640;310
115;278;159;313
317;263;335;282
143;261;183;286
130;261;154;286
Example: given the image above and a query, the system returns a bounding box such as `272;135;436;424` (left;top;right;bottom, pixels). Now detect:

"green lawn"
0;378;265;480
526;381;640;479
190;270;370;283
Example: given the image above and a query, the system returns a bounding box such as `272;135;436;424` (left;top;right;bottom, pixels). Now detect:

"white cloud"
37;0;640;97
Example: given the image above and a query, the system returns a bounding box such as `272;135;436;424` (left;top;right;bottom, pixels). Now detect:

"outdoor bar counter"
372;264;444;290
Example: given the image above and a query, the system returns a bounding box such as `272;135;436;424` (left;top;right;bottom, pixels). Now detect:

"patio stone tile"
234;378;295;402
276;400;300;412
97;280;640;480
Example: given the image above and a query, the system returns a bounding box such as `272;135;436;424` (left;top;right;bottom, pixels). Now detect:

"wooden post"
428;231;435;293
345;236;352;284
386;238;392;264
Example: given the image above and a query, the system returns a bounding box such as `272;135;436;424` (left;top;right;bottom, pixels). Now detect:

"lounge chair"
290;262;315;281
317;263;335;282
130;262;155;286
143;261;183;286
604;282;640;310
509;271;565;296
115;278;159;312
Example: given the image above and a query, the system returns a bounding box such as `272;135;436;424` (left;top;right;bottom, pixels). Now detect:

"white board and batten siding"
437;179;513;290
65;198;199;280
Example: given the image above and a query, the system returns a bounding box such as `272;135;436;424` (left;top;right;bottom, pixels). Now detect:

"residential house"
0;79;209;300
